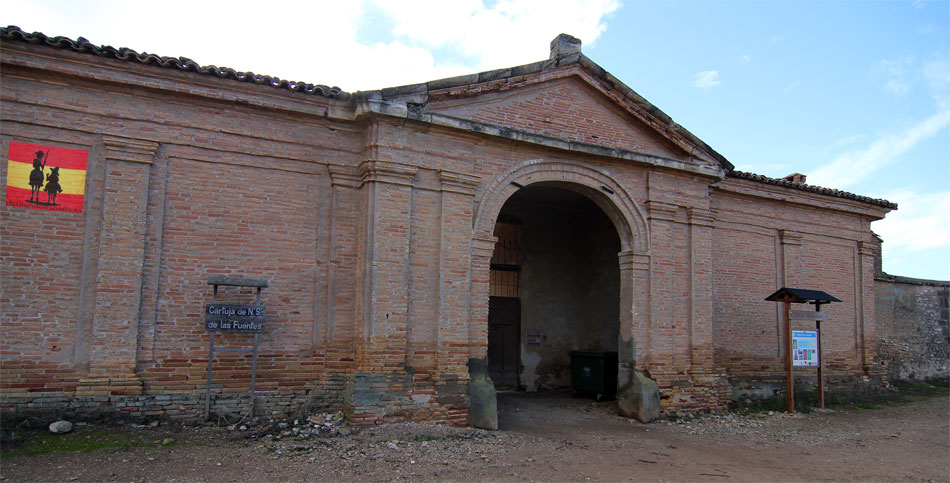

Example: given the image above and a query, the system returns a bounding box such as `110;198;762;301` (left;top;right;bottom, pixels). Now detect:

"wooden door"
488;296;520;388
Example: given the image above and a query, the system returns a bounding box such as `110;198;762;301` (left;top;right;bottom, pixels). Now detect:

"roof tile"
729;170;896;209
1;25;348;100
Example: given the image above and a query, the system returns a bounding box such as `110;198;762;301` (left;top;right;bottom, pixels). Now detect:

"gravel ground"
2;391;947;482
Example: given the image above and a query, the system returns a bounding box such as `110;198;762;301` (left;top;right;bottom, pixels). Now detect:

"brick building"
1;28;898;427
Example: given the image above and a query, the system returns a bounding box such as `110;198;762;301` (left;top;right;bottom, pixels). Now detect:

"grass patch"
1;429;157;457
839;380;948;410
892;380;950;397
730;380;948;415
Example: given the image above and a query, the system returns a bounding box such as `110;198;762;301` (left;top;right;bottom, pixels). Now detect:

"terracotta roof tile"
729;171;897;209
1;26;348;100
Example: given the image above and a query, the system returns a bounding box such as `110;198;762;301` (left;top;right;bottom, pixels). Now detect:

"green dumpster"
569;351;618;401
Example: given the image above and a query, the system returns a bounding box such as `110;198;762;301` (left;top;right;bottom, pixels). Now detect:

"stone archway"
467;159;658;429
473;160;648;253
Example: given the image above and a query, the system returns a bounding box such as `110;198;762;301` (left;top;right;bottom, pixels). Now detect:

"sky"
4;0;949;280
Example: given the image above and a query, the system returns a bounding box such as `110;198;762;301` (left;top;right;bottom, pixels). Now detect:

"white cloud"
693;70;721;89
740;54;751;63
824;133;868;152
884;79;913;95
808;109;950;189
373;0;620;71
875;58;915;95
873;190;950;253
872;55;950;104
3;0;621;91
923;57;950;109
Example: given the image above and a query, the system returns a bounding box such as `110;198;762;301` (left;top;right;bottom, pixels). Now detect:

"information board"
792;330;819;367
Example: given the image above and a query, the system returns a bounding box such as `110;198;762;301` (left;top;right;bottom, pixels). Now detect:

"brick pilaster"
776;230;803;364
76;133;159;397
406;185;441;372
618;250;652;368
357;159;417;372
646;200;678;372
858;240;877;371
324;165;361;371
688;207;715;371
468;235;497;361
779;230;803;288
437;171;480;375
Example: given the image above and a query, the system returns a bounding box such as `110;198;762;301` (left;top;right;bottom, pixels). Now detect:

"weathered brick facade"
712;176;890;401
1;29;897;425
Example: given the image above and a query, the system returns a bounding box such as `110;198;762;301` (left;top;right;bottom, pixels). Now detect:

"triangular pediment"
373;54;732;174
430;75;690;161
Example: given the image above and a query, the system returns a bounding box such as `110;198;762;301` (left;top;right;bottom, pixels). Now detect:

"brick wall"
1;41;371;422
1;36;895;424
711;178;888;402
0;42;494;423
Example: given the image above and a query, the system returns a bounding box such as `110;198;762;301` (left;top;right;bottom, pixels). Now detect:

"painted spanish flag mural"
5;141;88;214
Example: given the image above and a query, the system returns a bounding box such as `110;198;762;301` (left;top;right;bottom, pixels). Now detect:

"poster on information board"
792;330;819;367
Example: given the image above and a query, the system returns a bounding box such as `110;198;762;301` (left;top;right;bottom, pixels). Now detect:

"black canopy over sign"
765;287;841;304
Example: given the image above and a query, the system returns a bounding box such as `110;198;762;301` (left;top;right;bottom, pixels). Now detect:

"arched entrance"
488;185;620;392
467;160;658;429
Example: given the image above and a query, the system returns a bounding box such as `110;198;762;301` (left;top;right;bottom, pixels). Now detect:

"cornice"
358;160;417;188
2;32;341;121
327;165;361;189
347;101;726;180
646;200;679;222
102;133;159;164
1;26;347;100
727;171;895;210
618;250;650;271
715;176;893;221
471;235;498;258
439;170;481;196
780;230;803;246
687;207;715;227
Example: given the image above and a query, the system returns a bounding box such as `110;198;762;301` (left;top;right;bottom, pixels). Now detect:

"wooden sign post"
766;288;840;413
784;301;793;412
815;303;825;409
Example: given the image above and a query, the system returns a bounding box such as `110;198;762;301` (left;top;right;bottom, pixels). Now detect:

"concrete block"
466;358;497;430
617;368;660;423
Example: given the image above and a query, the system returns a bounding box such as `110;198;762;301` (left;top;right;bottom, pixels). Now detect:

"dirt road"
2;392;948;482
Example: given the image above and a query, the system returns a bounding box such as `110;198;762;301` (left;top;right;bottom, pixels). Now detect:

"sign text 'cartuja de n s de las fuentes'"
205;303;266;332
